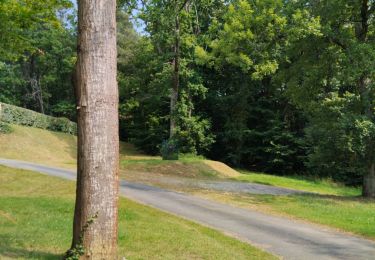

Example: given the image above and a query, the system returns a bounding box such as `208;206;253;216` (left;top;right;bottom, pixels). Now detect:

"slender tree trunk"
170;1;180;139
356;0;375;198
28;55;45;114
71;0;119;258
358;77;375;198
36;77;45;114
363;162;375;198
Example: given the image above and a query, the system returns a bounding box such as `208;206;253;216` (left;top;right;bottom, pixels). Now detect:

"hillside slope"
0;125;76;169
0;124;240;178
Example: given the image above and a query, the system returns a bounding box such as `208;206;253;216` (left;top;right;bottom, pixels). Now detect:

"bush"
0;102;77;135
160;139;179;160
0;122;12;134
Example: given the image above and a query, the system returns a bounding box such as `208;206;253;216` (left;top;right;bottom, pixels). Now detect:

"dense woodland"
1;0;375;191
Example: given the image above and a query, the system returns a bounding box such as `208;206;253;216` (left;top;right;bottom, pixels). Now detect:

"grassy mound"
0;124;240;178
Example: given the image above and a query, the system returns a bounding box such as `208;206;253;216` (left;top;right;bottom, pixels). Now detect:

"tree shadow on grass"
1;248;62;259
50;131;77;163
0;235;63;259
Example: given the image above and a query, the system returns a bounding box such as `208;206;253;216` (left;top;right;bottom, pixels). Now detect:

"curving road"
1;158;375;260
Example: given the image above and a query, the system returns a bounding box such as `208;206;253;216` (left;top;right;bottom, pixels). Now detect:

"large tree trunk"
71;0;119;258
363;163;375;198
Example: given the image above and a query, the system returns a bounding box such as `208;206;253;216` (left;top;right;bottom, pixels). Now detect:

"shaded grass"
0;165;275;260
236;170;361;196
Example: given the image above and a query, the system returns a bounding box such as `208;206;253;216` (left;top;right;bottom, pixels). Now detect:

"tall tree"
281;0;375;197
69;0;119;258
0;0;74;115
196;0;319;170
120;0;213;153
0;0;71;60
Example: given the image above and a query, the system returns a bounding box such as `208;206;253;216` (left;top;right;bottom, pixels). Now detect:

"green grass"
215;192;375;239
213;170;374;238
236;170;361;196
0;165;275;260
0;124;77;169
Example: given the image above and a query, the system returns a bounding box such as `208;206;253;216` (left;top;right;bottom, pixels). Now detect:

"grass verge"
193;191;375;240
236;170;361;196
0;165;275;260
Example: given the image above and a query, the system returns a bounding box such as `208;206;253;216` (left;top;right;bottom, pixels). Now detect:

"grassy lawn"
193;190;375;240
235;170;361;196
0;165;275;260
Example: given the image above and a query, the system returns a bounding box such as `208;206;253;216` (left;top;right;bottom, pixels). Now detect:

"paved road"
1;158;375;260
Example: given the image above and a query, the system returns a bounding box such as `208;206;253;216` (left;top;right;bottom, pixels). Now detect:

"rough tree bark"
71;0;119;258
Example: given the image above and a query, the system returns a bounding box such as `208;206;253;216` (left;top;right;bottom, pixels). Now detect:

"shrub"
160;139;179;160
0;121;12;134
0;102;77;135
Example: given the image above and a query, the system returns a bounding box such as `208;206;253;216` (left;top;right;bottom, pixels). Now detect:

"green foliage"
161;139;179;160
0;122;12;134
0;1;76;119
197;0;320;80
192;0;316;173
120;0;216;155
200;69;306;173
0;102;77;135
280;0;375;185
51;101;76;120
306;93;375;185
0;0;72;60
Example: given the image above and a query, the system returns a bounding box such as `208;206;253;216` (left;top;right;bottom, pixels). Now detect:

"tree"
195;0;318;170
0;0;75;116
0;0;71;60
68;0;119;258
281;0;375;197
117;0;215;155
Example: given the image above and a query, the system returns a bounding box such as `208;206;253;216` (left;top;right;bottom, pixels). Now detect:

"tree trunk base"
363;163;375;198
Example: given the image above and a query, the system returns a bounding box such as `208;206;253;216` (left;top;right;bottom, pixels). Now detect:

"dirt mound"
203;160;240;177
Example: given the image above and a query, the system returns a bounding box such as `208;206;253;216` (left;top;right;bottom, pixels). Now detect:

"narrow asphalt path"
1;158;375;260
